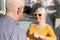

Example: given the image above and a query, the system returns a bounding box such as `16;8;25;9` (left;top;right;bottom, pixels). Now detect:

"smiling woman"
26;7;57;40
35;8;46;23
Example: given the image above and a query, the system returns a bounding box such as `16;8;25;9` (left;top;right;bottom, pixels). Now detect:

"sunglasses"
34;14;42;17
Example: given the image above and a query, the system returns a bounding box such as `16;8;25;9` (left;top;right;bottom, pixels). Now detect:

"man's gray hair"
6;0;25;11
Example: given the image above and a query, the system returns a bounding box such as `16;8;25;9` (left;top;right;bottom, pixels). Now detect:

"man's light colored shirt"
0;15;27;40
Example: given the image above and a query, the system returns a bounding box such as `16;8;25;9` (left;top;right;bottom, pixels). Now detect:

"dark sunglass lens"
39;14;41;16
35;14;37;16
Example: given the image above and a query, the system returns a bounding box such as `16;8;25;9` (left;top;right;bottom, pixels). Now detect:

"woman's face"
34;10;46;23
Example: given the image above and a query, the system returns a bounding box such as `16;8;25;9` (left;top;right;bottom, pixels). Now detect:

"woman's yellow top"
27;23;57;40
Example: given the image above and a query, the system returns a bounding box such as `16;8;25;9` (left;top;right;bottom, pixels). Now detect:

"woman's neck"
37;22;45;28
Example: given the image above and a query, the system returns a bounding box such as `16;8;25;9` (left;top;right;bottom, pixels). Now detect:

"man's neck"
6;11;17;21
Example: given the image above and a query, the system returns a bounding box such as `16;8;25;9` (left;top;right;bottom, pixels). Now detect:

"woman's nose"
36;15;39;19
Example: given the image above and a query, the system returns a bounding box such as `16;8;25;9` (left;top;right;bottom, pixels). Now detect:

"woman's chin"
36;20;39;22
37;21;44;23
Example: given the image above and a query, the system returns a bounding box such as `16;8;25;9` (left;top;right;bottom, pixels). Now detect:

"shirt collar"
4;15;18;25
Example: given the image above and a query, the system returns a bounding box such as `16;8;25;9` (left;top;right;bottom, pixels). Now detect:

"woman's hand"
27;37;30;40
34;33;47;40
34;33;40;38
39;35;47;40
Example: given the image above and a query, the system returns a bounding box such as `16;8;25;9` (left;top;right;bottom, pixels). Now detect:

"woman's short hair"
35;7;46;14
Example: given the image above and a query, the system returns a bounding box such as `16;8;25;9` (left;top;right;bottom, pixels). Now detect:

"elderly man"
0;0;27;40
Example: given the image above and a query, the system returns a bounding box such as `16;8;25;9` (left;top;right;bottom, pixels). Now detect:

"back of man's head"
5;0;25;21
6;0;25;12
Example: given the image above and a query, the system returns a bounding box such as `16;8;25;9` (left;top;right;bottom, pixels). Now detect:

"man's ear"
17;8;21;15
